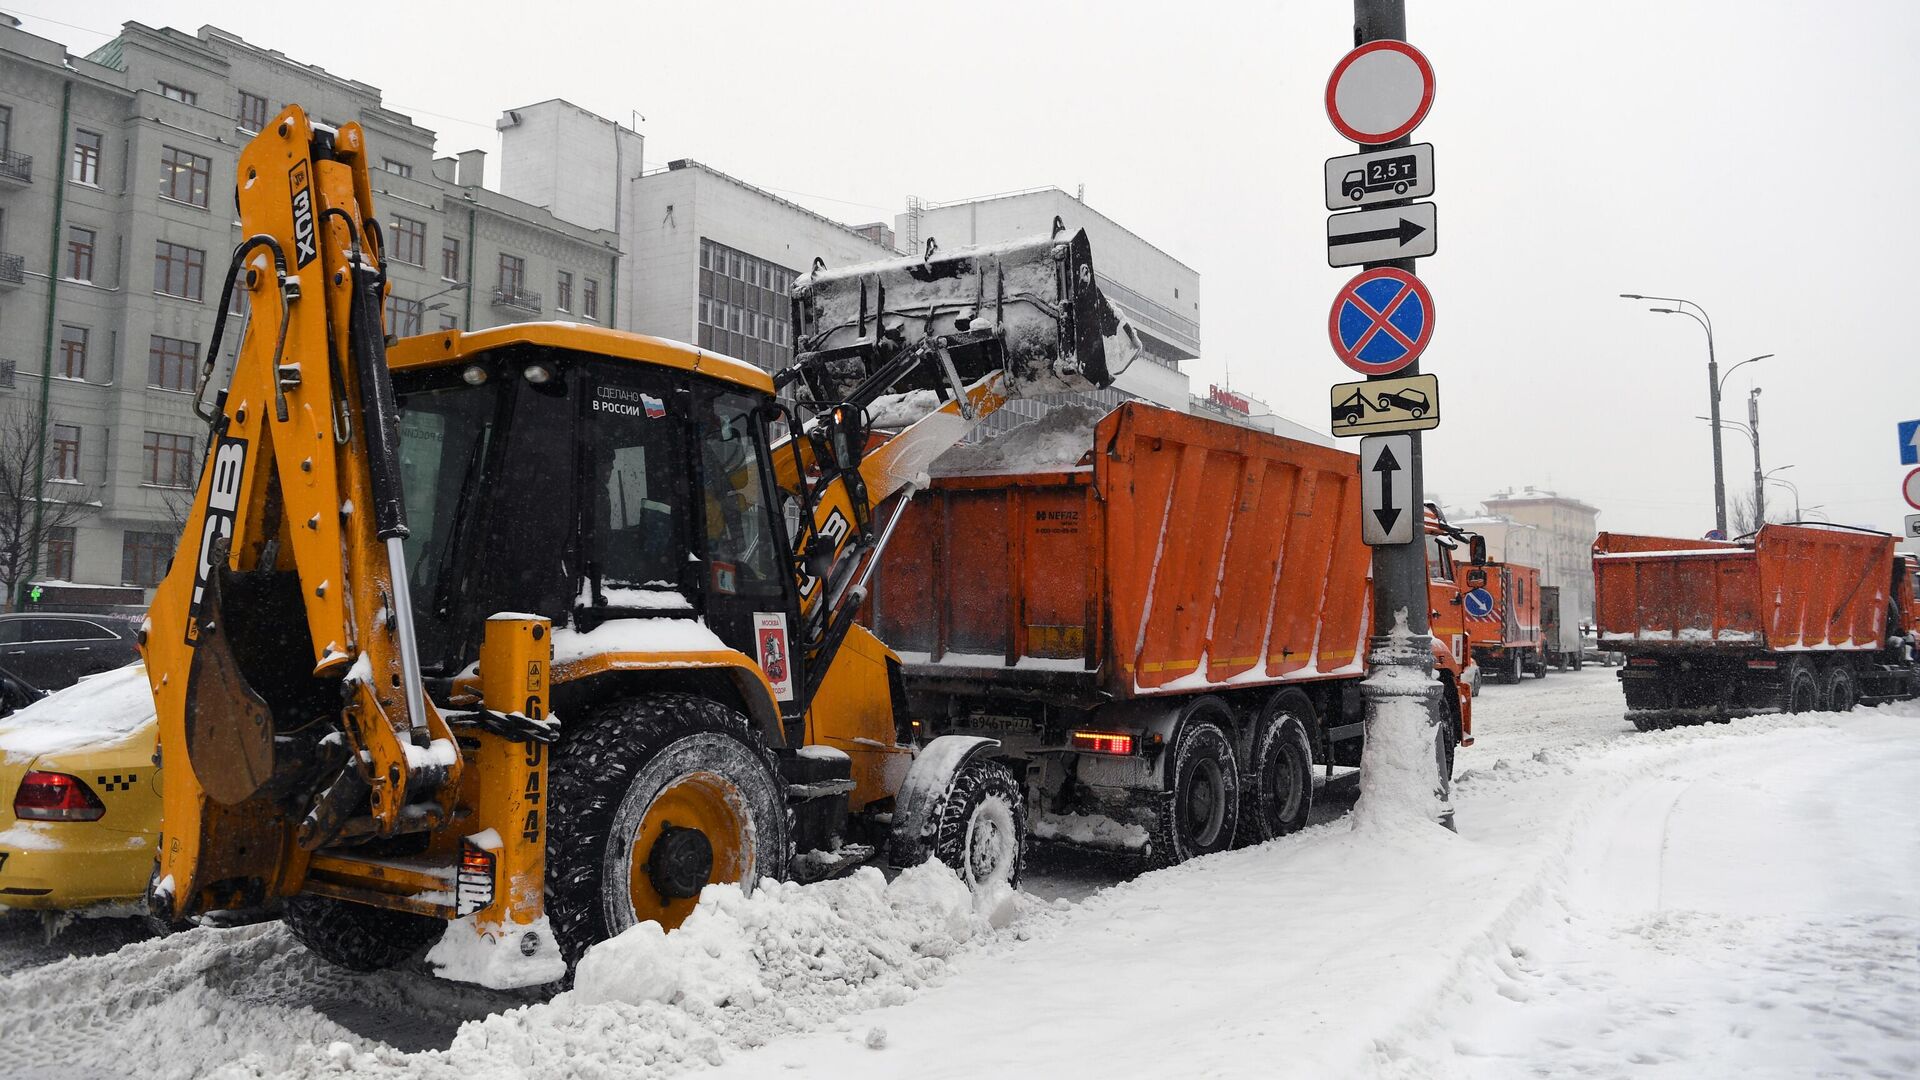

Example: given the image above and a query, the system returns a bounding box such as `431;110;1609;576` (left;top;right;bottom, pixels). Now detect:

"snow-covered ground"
1;668;1914;1079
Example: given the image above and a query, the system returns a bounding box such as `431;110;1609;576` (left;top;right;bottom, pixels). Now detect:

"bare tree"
0;408;100;607
1728;492;1785;537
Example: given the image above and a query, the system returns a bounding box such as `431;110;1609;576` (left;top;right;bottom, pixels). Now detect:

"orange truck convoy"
868;403;1482;865
1456;558;1544;683
1593;524;1920;728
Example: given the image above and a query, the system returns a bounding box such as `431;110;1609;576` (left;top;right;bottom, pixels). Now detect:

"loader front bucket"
792;226;1131;404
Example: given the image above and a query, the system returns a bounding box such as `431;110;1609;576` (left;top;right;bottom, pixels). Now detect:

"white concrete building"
1472;488;1603;620
494;101;895;371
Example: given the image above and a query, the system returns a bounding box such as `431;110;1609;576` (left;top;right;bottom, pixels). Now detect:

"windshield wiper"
430;429;490;620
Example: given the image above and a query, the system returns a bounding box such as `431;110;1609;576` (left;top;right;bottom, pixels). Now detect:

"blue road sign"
1900;419;1920;466
1329;267;1435;376
1462;588;1494;619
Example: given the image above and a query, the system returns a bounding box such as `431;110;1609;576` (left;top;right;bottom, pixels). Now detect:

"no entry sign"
1329;267;1435;376
1326;40;1436;145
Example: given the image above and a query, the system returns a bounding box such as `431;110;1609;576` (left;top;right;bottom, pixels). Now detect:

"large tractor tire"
547;693;788;967
1822;663;1858;713
927;758;1026;890
1241;692;1315;844
283;894;445;973
1146;714;1240;868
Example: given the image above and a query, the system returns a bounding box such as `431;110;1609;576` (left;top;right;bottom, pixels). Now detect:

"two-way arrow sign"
1327;202;1437;268
1360;434;1415;546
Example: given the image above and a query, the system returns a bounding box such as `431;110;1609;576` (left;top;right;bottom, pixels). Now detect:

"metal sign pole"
1351;0;1449;825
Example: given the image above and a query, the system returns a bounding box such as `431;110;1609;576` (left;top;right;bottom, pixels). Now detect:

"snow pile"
865;389;943;429
930;404;1106;475
220;861;1041;1079
1350;611;1451;834
425;915;567;991
0;662;154;765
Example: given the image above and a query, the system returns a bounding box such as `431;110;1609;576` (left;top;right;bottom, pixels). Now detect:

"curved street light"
1622;293;1729;534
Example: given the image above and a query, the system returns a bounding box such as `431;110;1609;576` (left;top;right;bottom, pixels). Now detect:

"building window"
0;105;10;154
441;235;462;281
155;240;206;300
45;527;74;581
583;277;599;321
237;90;268;133
50;424;80;482
143;431;197;488
439;312;458;331
384;293;423;337
158;83;197;106
70;130;101;185
158;146;211;207
697;238;794;369
499;253;525;293
66;227;95;282
122;531;174;587
57;325;87;380
555;270;572;311
148;335;197;391
382;158;412;178
389;216;426;266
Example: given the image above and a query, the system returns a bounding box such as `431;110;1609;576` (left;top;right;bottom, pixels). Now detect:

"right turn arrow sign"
1361;434;1415;546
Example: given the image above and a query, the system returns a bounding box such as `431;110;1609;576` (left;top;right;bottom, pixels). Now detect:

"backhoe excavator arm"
143;108;459;919
768;225;1135;700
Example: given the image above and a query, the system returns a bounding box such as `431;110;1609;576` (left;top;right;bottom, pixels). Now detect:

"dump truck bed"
1593;525;1897;653
871;403;1371;707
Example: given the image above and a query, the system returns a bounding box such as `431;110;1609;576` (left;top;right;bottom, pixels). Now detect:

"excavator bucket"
790;225;1133;405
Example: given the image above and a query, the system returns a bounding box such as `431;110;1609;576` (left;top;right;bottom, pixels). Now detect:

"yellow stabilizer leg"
424;615;565;988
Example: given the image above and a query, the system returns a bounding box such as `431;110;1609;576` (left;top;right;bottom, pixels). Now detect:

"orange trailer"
1593;524;1919;727
870;403;1475;864
1456;559;1544;683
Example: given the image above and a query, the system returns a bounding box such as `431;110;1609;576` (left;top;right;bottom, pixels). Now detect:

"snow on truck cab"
139;105;1126;985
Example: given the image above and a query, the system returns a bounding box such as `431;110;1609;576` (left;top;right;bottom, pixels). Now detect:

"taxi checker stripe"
1337;278;1420;353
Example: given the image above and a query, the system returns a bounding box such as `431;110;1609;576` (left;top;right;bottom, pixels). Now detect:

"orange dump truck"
869;402;1474;865
1593;524;1920;728
1456;559;1544;683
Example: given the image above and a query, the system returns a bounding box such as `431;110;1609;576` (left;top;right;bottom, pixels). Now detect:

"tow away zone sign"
1330;373;1440;436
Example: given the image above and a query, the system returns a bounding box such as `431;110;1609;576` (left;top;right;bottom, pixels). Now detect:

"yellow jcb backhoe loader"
141;105;1130;985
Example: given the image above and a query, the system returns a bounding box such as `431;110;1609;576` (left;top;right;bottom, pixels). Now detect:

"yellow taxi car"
0;664;159;911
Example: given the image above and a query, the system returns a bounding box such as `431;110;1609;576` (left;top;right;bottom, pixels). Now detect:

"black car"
0;612;141;691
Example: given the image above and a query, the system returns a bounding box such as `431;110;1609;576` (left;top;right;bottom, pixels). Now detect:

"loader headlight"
461;364;489;386
523;364;553;385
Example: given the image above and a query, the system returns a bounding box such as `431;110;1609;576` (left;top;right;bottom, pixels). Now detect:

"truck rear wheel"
1147;716;1240;868
1785;659;1820;714
929;758;1026;889
1531;649;1547;679
283;894;444;973
1507;653;1524;684
1822;663;1858;712
1242;693;1315;843
547;693;788;967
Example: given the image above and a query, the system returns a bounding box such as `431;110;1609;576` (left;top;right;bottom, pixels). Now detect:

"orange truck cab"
1457;559;1544;683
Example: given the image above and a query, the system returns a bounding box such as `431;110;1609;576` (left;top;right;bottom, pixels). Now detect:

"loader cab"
390;329;804;705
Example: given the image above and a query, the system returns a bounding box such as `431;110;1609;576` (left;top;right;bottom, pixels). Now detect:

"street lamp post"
1748;388;1763;523
1764;467;1800;520
1621;294;1753;537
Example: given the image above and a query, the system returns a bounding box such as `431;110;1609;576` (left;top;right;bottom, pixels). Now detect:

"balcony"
491;285;541;314
0;252;21;287
0;360;17;388
0;150;30;184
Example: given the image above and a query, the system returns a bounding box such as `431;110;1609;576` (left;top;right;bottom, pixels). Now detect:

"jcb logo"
185;436;248;646
288;160;317;268
798;509;851;598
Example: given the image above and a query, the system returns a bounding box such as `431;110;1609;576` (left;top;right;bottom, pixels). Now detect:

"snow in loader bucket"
790;225;1137;405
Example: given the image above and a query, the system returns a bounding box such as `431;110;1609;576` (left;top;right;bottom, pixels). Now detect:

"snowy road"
0;668;1914;1079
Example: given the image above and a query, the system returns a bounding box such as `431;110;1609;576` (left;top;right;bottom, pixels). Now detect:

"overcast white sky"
19;0;1920;538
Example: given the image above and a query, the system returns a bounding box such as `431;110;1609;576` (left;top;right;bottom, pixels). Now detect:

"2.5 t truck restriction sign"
1342;152;1419;201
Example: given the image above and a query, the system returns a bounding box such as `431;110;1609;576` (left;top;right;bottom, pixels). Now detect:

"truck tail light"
13;771;106;822
1070;731;1135;755
455;840;496;917
1745;659;1778;670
